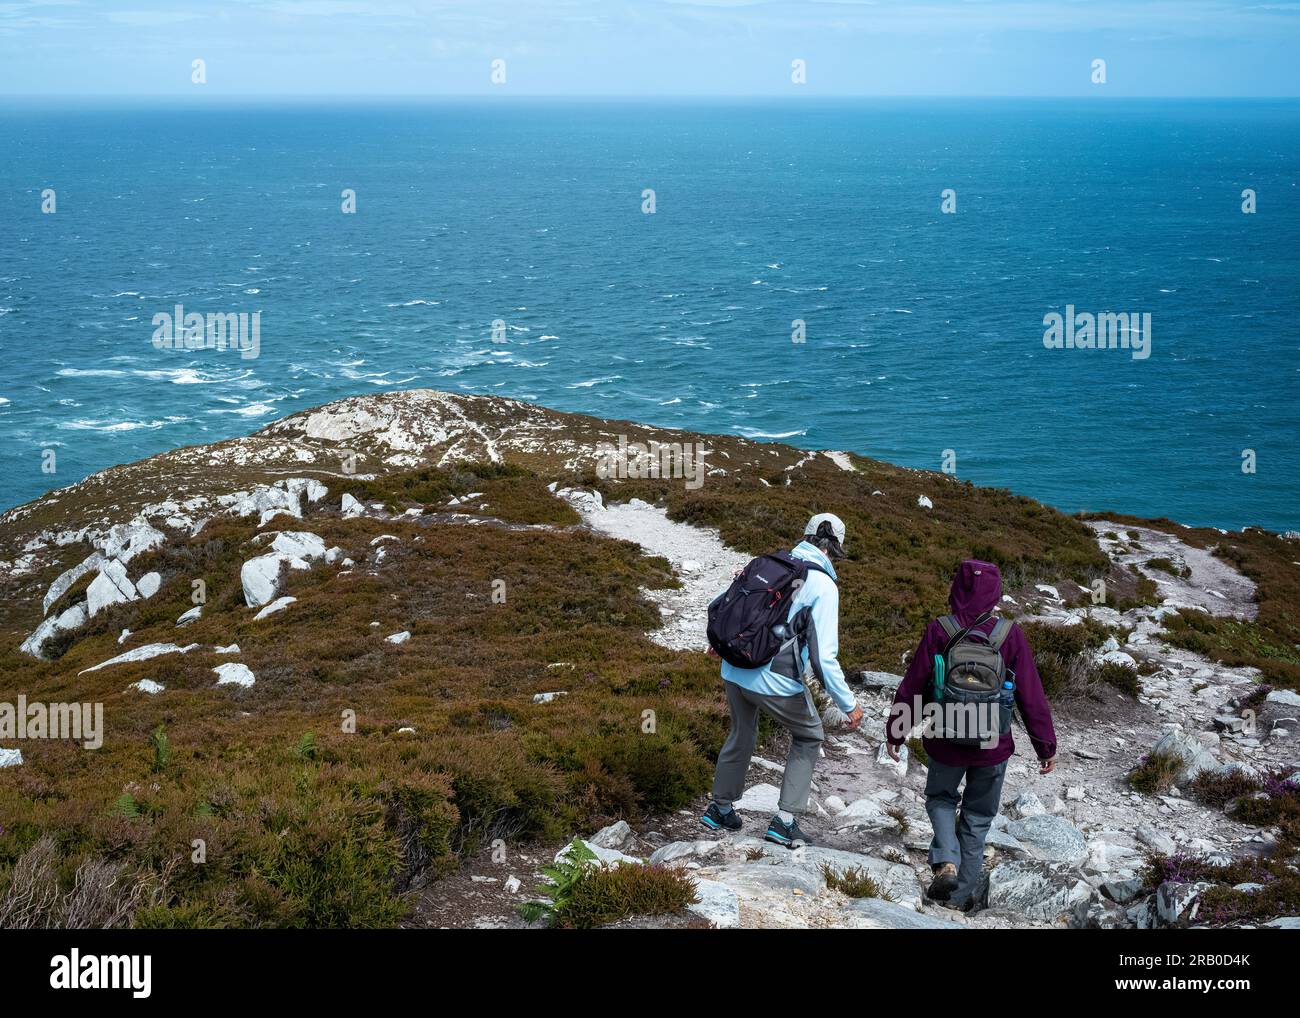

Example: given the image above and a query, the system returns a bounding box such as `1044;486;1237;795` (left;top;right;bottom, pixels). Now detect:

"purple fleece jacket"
887;560;1057;768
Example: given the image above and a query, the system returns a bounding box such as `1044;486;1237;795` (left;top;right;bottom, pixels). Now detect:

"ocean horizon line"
4;94;1300;105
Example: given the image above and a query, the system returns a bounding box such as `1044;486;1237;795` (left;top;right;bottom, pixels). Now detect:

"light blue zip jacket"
720;541;856;712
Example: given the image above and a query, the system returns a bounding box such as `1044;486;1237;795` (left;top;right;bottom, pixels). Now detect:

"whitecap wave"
56;368;127;378
737;427;806;439
61;417;181;432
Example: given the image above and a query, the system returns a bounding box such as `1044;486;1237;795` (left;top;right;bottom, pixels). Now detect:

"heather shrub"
1128;749;1182;794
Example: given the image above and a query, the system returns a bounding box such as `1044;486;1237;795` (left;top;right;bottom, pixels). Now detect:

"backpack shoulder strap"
802;560;835;584
939;611;992;656
988;617;1013;652
778;548;836;585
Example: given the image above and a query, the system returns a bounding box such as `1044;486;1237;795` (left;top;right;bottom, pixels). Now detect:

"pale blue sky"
1;0;1298;96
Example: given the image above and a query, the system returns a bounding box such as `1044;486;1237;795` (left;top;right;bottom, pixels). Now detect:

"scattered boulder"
224;484;301;522
20;603;88;658
1266;689;1300;708
733;783;782;814
213;662;255;688
1101;877;1146;905
554;838;640;868
86;559;138;617
1008;790;1047;819
128;679;165;695
241;553;288;607
857;671;903;691
1151;728;1221;785
80;642;199;674
832;797;895;833
253;596;297;621
94;518;165;562
588;821;634;850
794;845;921;905
532;691;567;704
688;878;740;928
135;572;162;599
1136;824;1176;855
1155;880;1215;927
1071;894;1130;930
0;748;22;768
1005;814;1088;866
385;631;411;644
717;863;824;899
177;605;202;626
649;840;721;866
270;531;328;561
42;551;104;614
985;860;1091;922
985;827;1030;857
240;531;331;608
876;742;908;777
848;897;965;930
280;477;328;504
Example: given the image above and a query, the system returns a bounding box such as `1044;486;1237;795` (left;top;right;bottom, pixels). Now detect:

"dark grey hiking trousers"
925;758;1009;905
712;680;824;815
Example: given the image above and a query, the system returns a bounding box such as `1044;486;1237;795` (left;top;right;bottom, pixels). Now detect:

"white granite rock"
80;642;199;673
254;596;297;621
213;662;255;688
86;559;138;617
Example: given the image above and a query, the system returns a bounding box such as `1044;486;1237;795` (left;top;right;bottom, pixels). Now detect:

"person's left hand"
884;741;902;761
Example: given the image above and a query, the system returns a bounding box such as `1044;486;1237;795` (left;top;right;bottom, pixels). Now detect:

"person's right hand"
884;740;901;761
1039;756;1056;774
844;705;864;731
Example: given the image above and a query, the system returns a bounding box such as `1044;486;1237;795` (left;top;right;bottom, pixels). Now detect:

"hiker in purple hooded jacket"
885;559;1057;910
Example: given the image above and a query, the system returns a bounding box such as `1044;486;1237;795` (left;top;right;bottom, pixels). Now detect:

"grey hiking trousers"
925;758;1009;905
712;680;824;815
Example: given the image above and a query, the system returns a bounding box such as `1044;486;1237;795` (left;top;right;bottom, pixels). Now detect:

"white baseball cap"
804;512;846;550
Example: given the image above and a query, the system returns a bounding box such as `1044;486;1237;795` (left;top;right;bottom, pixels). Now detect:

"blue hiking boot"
700;802;743;832
764;815;814;849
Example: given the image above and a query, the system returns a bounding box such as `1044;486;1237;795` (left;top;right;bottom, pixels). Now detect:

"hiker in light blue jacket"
702;513;862;848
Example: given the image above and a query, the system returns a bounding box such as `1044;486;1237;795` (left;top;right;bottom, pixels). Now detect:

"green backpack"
931;612;1016;746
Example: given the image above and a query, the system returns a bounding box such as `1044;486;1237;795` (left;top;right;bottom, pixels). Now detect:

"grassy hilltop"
0;390;1295;927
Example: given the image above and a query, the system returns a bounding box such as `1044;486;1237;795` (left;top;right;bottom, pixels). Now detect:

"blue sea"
0;99;1297;530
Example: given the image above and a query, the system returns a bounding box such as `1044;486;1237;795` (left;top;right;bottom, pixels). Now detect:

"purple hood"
887;557;1058;766
948;559;1002;625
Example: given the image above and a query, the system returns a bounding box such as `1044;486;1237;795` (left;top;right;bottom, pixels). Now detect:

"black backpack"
706;551;831;669
931;612;1016;746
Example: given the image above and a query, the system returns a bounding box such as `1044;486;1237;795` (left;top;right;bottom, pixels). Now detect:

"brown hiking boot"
927;862;959;901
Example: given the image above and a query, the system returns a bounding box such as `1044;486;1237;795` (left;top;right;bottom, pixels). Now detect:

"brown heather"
0;395;1295;926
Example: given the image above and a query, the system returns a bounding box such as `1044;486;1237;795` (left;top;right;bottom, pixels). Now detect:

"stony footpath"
546;513;1299;930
